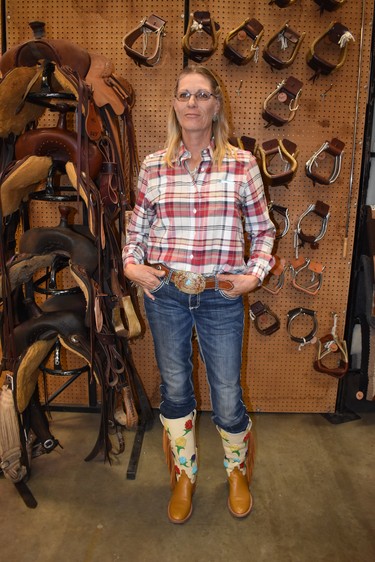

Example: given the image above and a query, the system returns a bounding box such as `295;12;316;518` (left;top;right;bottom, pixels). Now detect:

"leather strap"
229;136;257;154
313;0;347;14
263;22;305;70
257;138;298;187
305;138;345;185
223;18;264;66
269;0;298;6
182;11;220;63
123;14;167;67
262;76;303;127
249;300;280;335
307;22;354;81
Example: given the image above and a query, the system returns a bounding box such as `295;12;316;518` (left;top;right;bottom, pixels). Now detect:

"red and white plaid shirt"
123;142;275;282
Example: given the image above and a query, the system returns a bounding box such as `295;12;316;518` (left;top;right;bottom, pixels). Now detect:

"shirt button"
190;254;194;260
193;208;197;214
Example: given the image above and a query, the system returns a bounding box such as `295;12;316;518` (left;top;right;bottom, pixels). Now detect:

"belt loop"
214;274;219;290
165;268;173;285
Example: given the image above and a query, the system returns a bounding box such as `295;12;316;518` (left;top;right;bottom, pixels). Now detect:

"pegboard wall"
2;0;374;412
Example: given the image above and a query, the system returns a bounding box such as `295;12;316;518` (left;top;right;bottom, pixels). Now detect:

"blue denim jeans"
144;277;250;433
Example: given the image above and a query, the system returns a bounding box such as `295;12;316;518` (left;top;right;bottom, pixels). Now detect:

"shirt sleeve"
241;156;276;283
122;160;154;267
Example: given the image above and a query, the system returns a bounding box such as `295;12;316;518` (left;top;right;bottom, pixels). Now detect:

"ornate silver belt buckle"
174;271;206;294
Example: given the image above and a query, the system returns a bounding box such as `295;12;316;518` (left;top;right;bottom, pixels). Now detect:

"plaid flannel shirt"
123;142;276;283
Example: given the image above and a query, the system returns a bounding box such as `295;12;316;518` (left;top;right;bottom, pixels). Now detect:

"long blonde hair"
164;65;234;168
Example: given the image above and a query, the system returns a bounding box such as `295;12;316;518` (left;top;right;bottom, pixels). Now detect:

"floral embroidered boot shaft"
217;421;252;477
160;411;198;483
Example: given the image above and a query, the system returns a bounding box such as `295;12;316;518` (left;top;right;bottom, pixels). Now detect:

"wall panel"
3;0;373;412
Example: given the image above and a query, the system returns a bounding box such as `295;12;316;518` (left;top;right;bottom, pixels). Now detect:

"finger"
144;288;155;300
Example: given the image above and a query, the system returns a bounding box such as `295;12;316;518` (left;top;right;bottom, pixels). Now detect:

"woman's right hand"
124;263;166;300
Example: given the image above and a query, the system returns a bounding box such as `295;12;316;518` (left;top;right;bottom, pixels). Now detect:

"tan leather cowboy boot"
160;411;198;524
217;422;254;518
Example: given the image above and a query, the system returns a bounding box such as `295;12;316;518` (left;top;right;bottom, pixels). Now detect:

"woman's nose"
187;94;198;106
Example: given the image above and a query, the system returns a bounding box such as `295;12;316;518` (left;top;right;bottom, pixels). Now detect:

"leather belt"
262;76;303;127
223;18;264;66
305;138;345;185
123;14;167;67
182;11;220;63
263;22;305;70
151;264;234;295
307;22;354;82
249;300;280;335
257;138;298;187
313;0;347;15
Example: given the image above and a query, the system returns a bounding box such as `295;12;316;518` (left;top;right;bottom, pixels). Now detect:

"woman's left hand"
218;274;259;297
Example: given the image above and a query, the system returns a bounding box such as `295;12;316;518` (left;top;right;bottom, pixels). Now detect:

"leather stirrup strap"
123;14;167;67
305;138;345;185
263;21;305;70
262;76;303;127
182;11;220;63
223;18;263;66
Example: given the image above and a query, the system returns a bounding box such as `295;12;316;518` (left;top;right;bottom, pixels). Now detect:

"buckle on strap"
263;21;306;70
173;271;206;294
305;138;345;185
123;14;167;67
223;18;264;66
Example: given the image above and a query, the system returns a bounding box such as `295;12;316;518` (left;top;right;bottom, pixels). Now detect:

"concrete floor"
1;410;374;562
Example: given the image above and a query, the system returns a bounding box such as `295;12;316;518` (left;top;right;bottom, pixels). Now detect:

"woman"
123;65;275;524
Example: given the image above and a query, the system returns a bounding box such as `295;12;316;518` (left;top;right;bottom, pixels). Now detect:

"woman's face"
173;73;220;139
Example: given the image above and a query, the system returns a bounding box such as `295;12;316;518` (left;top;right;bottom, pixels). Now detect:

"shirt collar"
177;139;215;166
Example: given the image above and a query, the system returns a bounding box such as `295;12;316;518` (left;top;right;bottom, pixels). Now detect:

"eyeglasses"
175;90;218;102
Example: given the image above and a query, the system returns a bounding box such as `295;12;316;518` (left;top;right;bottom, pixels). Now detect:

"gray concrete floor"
1;410;374;562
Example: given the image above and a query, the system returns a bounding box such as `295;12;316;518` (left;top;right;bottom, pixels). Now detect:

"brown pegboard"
3;0;374;412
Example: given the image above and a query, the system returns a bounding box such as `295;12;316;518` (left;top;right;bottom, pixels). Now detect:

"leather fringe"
246;430;256;485
162;428;176;489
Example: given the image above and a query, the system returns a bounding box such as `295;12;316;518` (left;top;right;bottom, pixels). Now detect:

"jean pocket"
149;278;166;294
218;289;241;301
